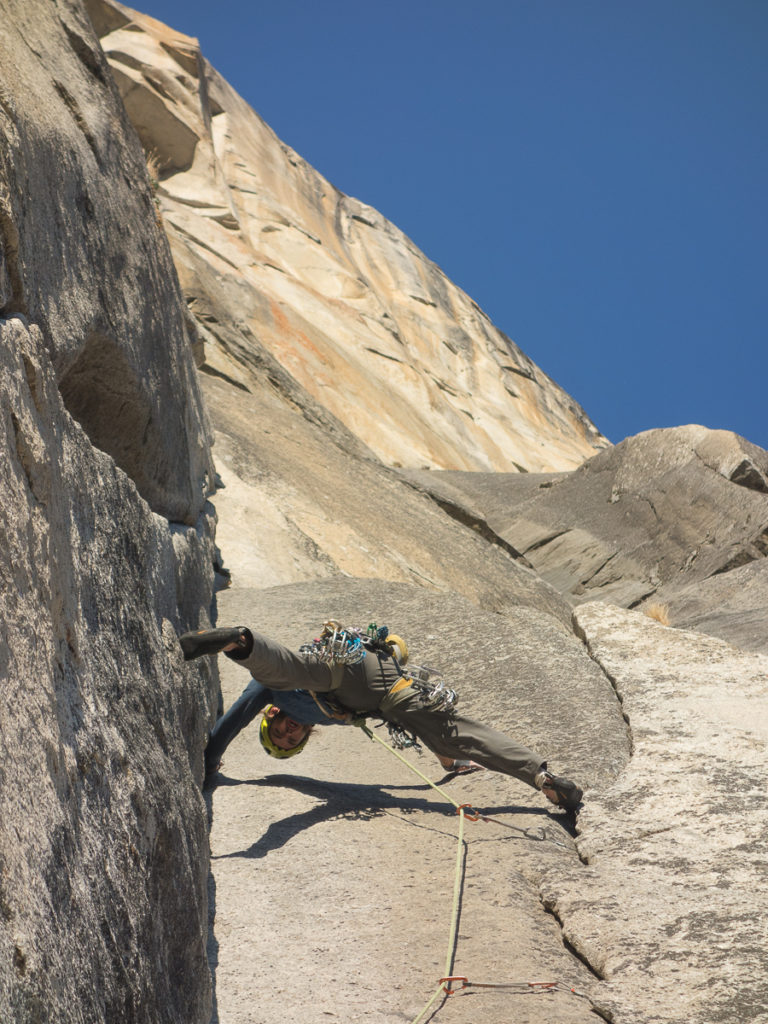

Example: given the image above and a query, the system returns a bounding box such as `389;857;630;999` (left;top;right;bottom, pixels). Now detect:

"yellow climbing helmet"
258;706;311;759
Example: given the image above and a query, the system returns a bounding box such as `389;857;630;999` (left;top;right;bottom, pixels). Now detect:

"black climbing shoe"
203;759;222;791
536;770;583;812
179;626;252;661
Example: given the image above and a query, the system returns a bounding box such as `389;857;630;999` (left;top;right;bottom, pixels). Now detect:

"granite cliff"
1;2;766;1024
1;1;217;1019
88;0;608;477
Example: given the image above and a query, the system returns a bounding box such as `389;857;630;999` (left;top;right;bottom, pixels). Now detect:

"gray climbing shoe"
535;770;583;811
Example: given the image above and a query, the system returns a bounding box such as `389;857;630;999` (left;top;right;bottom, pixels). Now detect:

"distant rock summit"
89;0;608;474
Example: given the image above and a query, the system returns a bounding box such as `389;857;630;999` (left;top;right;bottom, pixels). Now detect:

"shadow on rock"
211;773;575;858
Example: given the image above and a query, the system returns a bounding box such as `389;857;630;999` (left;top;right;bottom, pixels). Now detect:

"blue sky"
140;1;767;450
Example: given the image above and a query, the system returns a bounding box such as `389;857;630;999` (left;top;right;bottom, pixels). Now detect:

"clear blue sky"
140;1;767;450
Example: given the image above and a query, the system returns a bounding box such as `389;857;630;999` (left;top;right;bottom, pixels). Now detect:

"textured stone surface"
546;602;768;1024
207;580;629;1024
3;2;766;1023
660;558;768;654
0;316;216;1023
91;0;608;475
201;371;573;629
404;425;768;652
0;2;218;1020
0;0;214;524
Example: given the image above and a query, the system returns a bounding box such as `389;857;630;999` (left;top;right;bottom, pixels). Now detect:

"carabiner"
456;803;481;822
440;976;469;995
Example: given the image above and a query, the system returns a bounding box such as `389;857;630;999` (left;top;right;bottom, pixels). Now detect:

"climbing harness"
299;621;458;751
379;662;457;751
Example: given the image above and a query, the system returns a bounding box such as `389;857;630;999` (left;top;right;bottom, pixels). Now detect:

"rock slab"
405;425;768;653
543;603;768;1024
206;579;631;1024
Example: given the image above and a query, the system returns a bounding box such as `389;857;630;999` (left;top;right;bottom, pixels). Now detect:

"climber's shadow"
210;772;575;858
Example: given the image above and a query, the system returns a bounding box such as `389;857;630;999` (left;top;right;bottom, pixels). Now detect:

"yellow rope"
406;807;466;1024
445;806;466;979
408;982;448;1024
363;727;463;810
361;727;590;1020
361;729;469;1024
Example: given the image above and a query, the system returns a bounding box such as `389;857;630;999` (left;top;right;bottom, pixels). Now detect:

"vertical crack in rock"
0;205;25;315
541;901;606;980
52;80;101;167
61;21;111;86
10;411;48;506
538;900;615;1022
571;611;634;757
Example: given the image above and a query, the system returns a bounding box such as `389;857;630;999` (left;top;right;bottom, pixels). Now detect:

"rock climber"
200;675;478;784
180;622;583;812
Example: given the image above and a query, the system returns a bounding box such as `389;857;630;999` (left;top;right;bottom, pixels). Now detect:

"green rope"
408;982;448;1024
359;725;591;1021
406;808;466;1024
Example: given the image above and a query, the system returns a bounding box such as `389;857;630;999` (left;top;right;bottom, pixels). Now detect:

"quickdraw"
298;620;366;665
439;976;588;997
382;663;458;750
299;621;406;666
407;664;458;712
386;723;423;753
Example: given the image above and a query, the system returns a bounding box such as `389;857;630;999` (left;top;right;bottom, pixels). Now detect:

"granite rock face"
404;425;768;653
0;2;218;1021
545;603;768;1024
0;318;216;1023
200;370;574;629
2;2;766;1023
1;0;214;525
89;0;608;475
